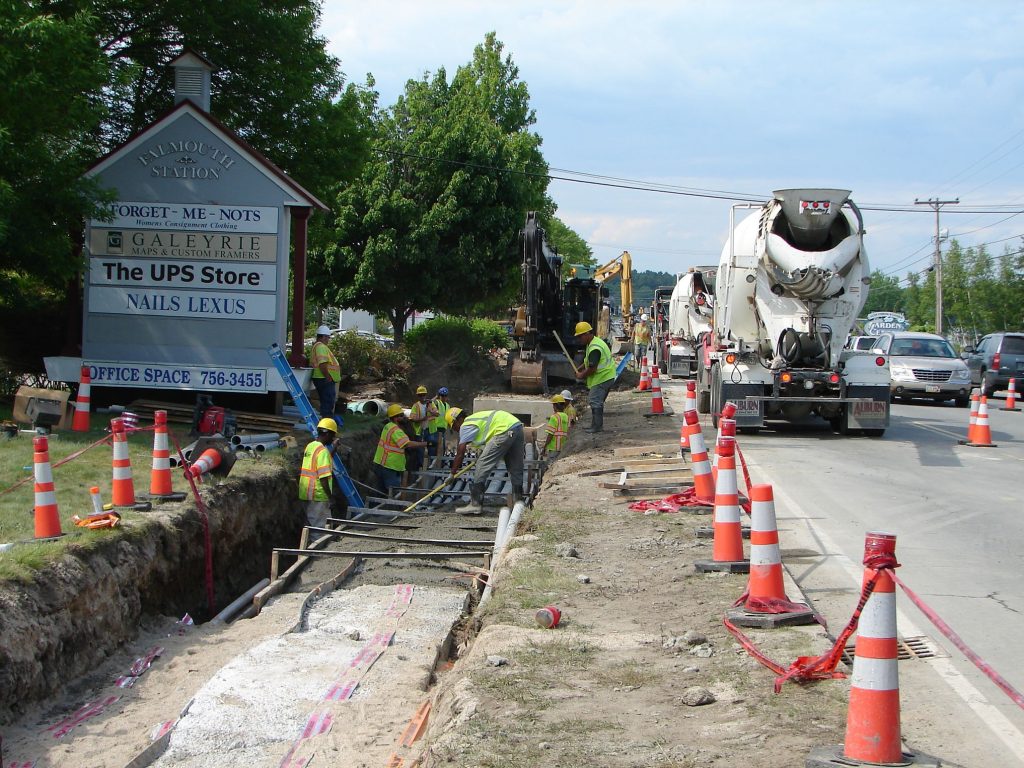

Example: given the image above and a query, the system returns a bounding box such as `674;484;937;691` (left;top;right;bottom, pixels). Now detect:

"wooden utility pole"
914;198;959;334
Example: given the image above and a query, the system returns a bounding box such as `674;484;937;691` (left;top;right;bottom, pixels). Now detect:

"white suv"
874;331;971;407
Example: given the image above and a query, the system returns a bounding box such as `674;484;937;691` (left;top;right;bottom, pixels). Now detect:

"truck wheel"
697;389;710;414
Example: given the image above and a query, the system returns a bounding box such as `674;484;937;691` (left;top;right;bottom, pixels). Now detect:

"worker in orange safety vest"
374;404;427;495
298;417;346;528
542;394;571;458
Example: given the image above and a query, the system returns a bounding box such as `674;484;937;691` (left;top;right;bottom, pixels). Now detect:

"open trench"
0;414;545;767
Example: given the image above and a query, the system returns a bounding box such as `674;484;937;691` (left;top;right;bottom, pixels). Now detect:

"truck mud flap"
845;386;890;429
720;383;764;427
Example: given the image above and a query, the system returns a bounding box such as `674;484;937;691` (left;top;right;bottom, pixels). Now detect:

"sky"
320;1;1024;284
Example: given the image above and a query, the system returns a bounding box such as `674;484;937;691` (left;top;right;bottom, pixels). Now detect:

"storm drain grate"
841;635;946;666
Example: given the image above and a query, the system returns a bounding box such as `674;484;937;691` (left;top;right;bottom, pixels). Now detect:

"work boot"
584;408;604;433
454;502;484;515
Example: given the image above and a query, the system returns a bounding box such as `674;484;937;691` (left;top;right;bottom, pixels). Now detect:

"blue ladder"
267;343;365;508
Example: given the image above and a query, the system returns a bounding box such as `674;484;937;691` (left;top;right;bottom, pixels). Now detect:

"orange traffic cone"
685;380;697;414
72;366;91;432
965;395;997;447
695;437;748;573
679;422;689;455
959;388;980;444
648;366;665;414
636;355;650;392
188;447;223;478
110;417;136;506
684;410;715;503
727;484;814;627
1000;378;1020;412
808;532;943;768
149;410;174;496
33;435;63;538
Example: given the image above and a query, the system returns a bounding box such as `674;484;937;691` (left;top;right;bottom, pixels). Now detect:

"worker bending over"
374;404;427;495
573;321;616;433
542;394;571;458
447;408;525;515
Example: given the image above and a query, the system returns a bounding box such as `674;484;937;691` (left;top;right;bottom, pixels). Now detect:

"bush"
315;331;411;386
403;317;511;365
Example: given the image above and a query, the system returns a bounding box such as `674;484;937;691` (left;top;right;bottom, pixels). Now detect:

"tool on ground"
551;330;580;375
268;342;364;508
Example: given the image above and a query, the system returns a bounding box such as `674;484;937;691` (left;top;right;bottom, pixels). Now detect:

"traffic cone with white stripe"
636;355;650;392
149;410;174;497
1000;378;1020;412
188;448;222;479
695;437;748;573
72;366;91;432
685;380;697;414
965;395;997;448
958;388;980;444
684;410;715;504
679;421;689;455
33;435;63;538
110;418;135;506
807;532;943;768
727;484;814;627
648;366;665;415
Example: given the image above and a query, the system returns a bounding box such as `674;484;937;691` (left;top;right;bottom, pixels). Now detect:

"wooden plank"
624;466;693;478
273;548;491;560
612;444;682;457
613;484;694;496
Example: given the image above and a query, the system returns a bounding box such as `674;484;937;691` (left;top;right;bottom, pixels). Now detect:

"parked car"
964;332;1024;394
844;335;879;351
873;331;971;407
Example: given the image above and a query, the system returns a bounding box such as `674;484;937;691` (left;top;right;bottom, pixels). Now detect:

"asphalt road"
665;381;1024;765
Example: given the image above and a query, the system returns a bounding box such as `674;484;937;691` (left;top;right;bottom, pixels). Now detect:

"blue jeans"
312;376;337;420
375;465;403;493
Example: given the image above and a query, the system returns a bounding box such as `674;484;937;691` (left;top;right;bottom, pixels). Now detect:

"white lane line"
751;455;1024;764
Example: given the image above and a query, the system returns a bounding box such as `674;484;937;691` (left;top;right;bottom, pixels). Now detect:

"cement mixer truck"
664;266;716;378
697;189;889;435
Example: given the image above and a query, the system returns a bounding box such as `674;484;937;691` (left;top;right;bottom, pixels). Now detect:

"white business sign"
93;201;279;234
89;286;277;320
84;361;269;393
90;229;277;262
90;258;276;291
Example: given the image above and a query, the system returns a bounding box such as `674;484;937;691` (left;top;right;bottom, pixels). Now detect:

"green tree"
863;270;904;314
542;216;594;269
325;33;548;343
0;5;111;296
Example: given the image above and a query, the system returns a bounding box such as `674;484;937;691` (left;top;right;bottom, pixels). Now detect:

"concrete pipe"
231;432;280;446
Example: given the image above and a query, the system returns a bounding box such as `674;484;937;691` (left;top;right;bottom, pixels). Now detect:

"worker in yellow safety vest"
574;321;616;433
633;313;651;367
560;389;579;424
298;417;346;528
407;385;438;472
309;325;341;421
428;386;450;460
447;407;525;515
374;404;427;494
542;394;571;458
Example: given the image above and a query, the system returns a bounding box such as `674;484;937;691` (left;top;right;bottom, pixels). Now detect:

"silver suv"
874;331;971;407
965;332;1024;394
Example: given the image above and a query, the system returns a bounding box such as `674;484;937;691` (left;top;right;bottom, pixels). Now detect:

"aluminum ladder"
267;342;364;507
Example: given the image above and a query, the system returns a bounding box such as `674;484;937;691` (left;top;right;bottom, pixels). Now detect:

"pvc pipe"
480;501;526;607
230;432;280;446
208;578;270;626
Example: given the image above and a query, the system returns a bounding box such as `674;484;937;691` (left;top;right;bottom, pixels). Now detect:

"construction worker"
407;385;438;472
574;321;616;433
542;394;571;458
429;386;451;459
560;389;579;424
298;418;346;528
374;404;427;495
309;325;341;421
633;313;651;365
447;407;525;515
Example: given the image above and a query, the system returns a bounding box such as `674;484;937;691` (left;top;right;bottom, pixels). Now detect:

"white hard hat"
560;389;573;401
641;314;648;321
316;325;331;336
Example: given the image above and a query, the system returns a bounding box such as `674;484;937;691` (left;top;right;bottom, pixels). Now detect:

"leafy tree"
631;270;676;311
863;270;904;314
324;33;548;344
0;5;111;295
542;216;593;269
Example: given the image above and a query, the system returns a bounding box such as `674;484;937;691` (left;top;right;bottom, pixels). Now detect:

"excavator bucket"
511;358;545;394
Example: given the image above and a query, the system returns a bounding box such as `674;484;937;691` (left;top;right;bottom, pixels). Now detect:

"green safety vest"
373;422;410;471
298;441;332;501
463;410;521;447
309;341;340;381
430;398;448;433
585;337;616;389
544;411;570;453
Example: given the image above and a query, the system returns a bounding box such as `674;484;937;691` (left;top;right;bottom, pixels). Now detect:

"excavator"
509;212;603;393
594;251;634;353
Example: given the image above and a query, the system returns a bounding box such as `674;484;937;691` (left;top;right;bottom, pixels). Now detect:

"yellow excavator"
510;213;603;393
594;251;633;353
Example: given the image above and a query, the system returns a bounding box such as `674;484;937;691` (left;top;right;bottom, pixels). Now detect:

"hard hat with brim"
415;385;428;395
438;386;449;395
560;389;574;401
316;325;331;337
317;417;338;433
386;404;404;418
573;321;593;336
445;407;464;428
551;394;565;404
